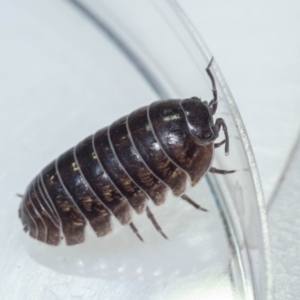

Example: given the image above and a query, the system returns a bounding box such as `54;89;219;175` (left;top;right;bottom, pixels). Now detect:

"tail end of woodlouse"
17;194;24;219
18;201;31;234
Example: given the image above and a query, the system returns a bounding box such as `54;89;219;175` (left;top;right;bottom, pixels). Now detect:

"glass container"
17;1;271;299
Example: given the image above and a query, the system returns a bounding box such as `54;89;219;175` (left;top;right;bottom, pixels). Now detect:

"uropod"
19;58;234;246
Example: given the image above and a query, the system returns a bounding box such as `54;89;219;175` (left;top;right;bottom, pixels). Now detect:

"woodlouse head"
180;97;218;146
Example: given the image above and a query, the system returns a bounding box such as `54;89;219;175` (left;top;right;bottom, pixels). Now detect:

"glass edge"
168;1;272;299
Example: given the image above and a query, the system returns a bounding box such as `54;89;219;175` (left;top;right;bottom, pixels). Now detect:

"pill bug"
18;58;234;246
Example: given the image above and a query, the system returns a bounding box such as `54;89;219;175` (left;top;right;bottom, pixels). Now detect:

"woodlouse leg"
206;57;218;115
146;206;168;240
181;194;208;212
215;118;229;155
209;167;235;175
129;222;144;242
214;139;225;148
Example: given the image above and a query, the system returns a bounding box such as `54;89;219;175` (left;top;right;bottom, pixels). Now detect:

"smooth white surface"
0;0;299;299
269;140;300;300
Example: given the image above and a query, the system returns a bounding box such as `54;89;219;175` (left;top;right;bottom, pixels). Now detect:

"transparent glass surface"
17;0;271;299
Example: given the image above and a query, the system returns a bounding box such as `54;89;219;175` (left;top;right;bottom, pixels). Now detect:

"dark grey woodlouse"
18;58;234;246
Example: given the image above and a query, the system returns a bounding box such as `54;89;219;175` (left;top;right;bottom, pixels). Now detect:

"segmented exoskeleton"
19;58;234;245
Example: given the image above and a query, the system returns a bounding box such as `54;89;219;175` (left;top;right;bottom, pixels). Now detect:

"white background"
1;0;300;299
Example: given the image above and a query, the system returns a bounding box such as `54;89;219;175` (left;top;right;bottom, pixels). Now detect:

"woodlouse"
19;58;234;246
